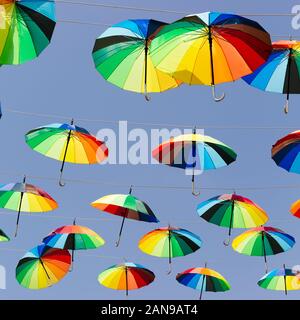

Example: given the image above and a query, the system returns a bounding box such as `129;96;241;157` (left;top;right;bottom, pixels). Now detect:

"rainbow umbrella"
139;226;202;274
0;0;56;65
25;120;108;186
244;40;300;113
232;226;295;273
0;176;58;237
176;264;230;300
197;193;269;246
271;131;300;174
98;262;155;296
258;264;300;295
43;220;105;270
0;229;9;242
152;129;237;196
16;244;71;290
92;19;180;101
91;186;159;247
290;199;300;218
150;12;271;101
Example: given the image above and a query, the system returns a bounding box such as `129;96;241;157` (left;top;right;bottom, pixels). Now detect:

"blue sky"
0;0;300;300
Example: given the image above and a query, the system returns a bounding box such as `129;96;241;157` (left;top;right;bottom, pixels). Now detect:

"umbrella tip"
22;175;26;183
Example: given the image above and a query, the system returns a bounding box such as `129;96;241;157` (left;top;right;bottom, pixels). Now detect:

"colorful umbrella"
244;40;300;113
258;264;300;295
98;262;155;296
197;193;269;246
176;264;230;300
16;244;71;290
152;128;237;195
232;226;295;273
139;226;202;274
150;12;271;101
290;199;300;218
92;19;180;100
272;131;300;174
0;229;9;242
0;176;58;237
0;0;56;65
25;120;108;186
42;219;105;270
91;186;159;247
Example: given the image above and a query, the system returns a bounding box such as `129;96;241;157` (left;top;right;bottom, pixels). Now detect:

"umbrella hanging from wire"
25;120;108;186
0;229;9;242
0;176;58;237
150;11;272;101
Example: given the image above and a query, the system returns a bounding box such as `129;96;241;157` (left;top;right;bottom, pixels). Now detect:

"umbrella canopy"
92;19;180;100
243;40;300;113
176;265;230;300
98;262;155;296
272;130;300;174
258;265;300;295
0;229;10;242
91;187;159;246
0;176;58;236
290;199;300;218
16;244;71;290
150;11;271;101
139;226;202;274
232;226;295;273
0;0;56;65
25;121;108;186
197;193;269;245
152;129;237;196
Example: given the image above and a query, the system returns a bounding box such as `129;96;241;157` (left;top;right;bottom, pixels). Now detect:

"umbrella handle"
144;84;151;101
59;171;66;187
212;85;225;102
223;237;231;247
166;263;172;275
192;180;201;197
284;99;289;114
115;237;121;247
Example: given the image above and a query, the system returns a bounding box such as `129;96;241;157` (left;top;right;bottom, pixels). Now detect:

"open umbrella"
232;226;295;273
243;40;300;113
91;186;159;247
176;264;230;300
197;193;269;246
0;229;9;242
42;219;105;270
92;19;180;100
258;264;300;295
0;176;58;237
98;262;155;296
16;244;71;290
139;226;202;274
25;120;108;186
150;12;271;101
290;199;300;218
152;129;237;196
0;0;56;64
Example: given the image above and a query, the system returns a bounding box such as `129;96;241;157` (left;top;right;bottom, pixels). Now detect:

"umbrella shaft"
60;130;72;172
208;26;215;86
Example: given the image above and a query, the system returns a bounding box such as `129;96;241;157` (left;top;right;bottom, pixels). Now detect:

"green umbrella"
0;229;9;242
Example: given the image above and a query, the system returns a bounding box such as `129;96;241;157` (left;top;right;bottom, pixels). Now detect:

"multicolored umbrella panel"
16;244;71;290
91;187;159;246
25;121;109;186
0;176;58;237
290;199;300;218
92;19;181;100
232;227;295;273
150;11;272;101
152;129;237;196
244;40;300;113
197;193;269;246
98;262;155;296
0;0;56;65
139;226;202;274
0;229;9;242
176;264;230;300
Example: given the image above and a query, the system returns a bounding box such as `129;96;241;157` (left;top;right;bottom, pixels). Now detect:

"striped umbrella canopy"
0;0;56;65
139;226;202;274
25;120;108;186
98;262;155;296
150;12;271;101
43;220;105;270
152;129;237;196
232;226;295;273
290;199;300;218
197;193;269;246
0;229;10;242
92;19;180;100
176;264;230;300
91;186;159;247
0;176;58;237
16;244;71;290
244;40;300;113
258;265;300;295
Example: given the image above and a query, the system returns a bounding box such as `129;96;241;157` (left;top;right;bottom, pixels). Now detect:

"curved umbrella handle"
115;237;121;247
166;263;172;275
192;179;201;197
144;84;151;101
69;264;73;272
212;85;225;102
284;100;289;114
59;171;66;187
223;237;231;247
